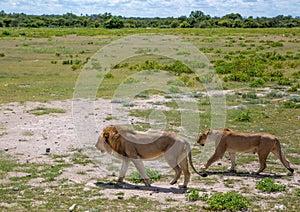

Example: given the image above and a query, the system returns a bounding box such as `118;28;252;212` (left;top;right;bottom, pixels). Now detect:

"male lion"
197;129;294;175
95;125;207;188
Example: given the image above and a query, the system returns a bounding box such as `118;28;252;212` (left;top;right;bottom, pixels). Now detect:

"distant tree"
243;17;260;28
188;10;210;27
179;21;190;28
170;20;180;28
218;19;233;27
222;13;243;20
104;16;124;29
178;15;188;22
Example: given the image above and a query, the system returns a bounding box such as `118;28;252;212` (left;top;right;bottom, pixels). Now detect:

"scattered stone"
4;148;8;151
274;204;286;210
69;203;77;212
12;187;19;191
45;148;51;154
117;196;124;200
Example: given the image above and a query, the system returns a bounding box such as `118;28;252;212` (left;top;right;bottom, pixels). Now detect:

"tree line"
0;10;299;29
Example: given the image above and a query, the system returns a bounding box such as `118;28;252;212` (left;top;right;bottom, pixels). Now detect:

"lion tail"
275;138;294;174
187;144;208;177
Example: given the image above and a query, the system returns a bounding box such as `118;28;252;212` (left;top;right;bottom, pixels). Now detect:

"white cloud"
0;0;299;17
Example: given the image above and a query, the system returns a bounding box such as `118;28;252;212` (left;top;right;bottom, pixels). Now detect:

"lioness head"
95;126;119;154
197;130;210;146
197;128;232;146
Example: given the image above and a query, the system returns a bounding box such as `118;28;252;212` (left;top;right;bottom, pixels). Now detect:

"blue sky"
0;0;299;18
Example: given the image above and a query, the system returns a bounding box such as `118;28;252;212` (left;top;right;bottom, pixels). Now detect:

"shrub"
62;60;72;65
2;30;10;36
278;77;292;85
104;73;114;79
242;92;257;99
235;110;253;122
168;86;182;93
256;177;286;193
0;53;5;57
296;189;300;197
290;96;300;102
266;91;286;98
127;168;161;184
205;192;250;211
270;41;284;47
283;101;300;109
250;78;265;87
163;60;192;75
185;188;200;201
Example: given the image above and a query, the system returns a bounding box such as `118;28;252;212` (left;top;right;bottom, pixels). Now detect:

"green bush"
283;101;300;109
2;30;10;36
127;168;161;184
256;177;286;193
250;78;265;87
185;188;200;201
296;189;300;197
168;86;182;93
205;192;250;211
235;111;253;122
104;73;114;79
278;77;292;85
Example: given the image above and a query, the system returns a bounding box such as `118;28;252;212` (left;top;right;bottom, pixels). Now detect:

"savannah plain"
0;28;300;211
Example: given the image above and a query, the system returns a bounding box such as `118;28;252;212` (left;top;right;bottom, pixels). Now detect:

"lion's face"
95;127;115;154
197;130;210;146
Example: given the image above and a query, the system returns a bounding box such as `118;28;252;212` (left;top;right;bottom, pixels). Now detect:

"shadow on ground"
95;181;187;194
205;170;287;179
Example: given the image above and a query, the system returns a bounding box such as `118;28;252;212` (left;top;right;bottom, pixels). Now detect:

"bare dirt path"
0;97;299;210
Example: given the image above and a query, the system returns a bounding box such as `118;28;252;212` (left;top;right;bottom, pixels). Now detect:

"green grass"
255;177;286;193
204;191;251;211
0;27;299;211
27;107;65;115
127;168;162;184
185;188;200;201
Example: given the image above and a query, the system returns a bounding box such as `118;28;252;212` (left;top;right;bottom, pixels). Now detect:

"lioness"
95;125;207;188
197;129;294;175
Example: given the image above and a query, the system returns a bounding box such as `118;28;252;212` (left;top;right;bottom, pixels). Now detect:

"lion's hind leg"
256;148;270;174
178;156;190;188
228;152;237;172
164;154;182;185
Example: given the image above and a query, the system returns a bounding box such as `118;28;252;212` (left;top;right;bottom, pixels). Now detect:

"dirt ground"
0;97;299;210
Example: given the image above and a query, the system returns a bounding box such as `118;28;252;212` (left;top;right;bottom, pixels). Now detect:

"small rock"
117;196;124;200
46;148;51;154
274;204;286;210
69;204;77;212
4;148;8;151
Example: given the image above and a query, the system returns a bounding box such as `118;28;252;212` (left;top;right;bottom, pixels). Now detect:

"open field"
0;28;300;211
